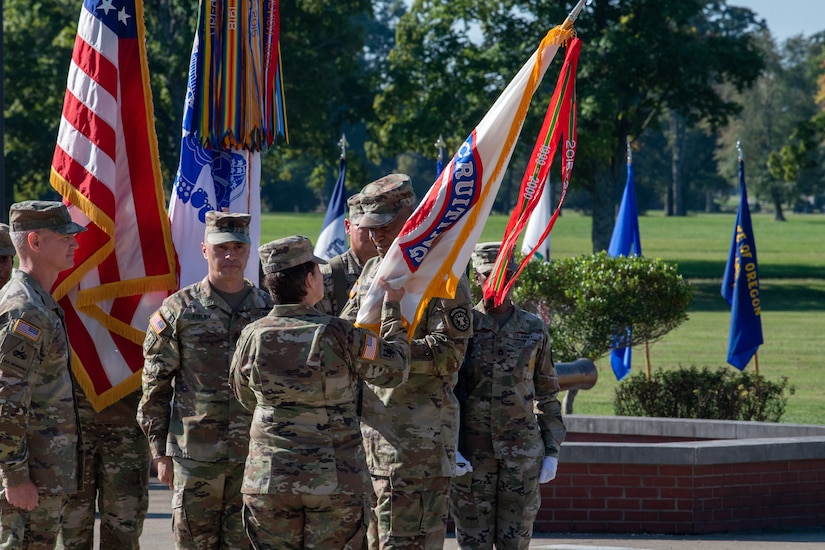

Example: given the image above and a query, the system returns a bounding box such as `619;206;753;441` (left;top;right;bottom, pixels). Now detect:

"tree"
512;253;692;364
3;0;76;201
717;32;825;220
367;0;765;250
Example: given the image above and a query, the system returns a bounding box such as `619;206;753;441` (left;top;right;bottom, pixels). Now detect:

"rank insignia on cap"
13;319;41;342
149;312;167;335
362;334;378;361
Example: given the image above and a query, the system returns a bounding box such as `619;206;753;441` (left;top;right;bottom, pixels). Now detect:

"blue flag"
607;161;642;380
314;157;348;260
721;159;763;370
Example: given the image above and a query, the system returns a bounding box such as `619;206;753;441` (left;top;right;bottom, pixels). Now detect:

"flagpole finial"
736;138;743;162
338;133;349;159
567;0;591;23
435;135;446;162
626;136;632;165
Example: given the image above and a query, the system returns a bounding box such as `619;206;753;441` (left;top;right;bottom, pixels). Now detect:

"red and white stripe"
50;0;176;410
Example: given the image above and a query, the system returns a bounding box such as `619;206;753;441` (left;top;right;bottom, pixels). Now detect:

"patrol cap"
358;173;417;228
204;211;251;245
472;242;516;276
0;224;14;257
259;235;328;274
347;193;365;225
9;200;87;235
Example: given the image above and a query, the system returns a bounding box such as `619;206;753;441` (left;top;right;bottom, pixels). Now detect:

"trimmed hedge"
613;365;795;422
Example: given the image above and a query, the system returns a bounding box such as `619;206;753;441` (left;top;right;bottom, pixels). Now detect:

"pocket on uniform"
387;488;423;537
170;486;192;540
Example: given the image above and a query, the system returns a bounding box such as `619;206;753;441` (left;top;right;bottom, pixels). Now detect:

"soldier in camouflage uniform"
138;212;273;550
317;193;378;316
0;201;85;548
341;174;473;550
57;390;150;549
230;235;410;550
450;242;566;550
0;224;15;288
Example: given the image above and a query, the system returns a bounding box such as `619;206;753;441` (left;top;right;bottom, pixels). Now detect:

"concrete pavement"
131;479;825;549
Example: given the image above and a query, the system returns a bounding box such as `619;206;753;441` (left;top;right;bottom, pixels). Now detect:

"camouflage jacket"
317;248;364;316
230;301;409;495
457;302;566;461
0;270;81;495
341;256;473;478
138;277;273;463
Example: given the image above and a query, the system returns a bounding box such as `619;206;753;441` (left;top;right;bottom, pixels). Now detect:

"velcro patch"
149;312;167;335
12;319;41;342
362;334;378;361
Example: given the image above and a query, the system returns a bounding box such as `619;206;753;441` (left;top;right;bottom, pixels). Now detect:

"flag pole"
567;0;591;23
338;133;348;160
628;136;651;380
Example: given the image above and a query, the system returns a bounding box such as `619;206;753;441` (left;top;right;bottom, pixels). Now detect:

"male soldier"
137;211;273;550
451;242;566;549
58;389;150;549
341;174;473;549
317;193;378;316
0;201;85;548
0;224;15;287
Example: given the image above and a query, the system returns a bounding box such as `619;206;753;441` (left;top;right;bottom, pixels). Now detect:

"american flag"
50;0;177;411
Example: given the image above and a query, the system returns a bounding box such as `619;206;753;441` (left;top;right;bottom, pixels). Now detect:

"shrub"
613;365;795;422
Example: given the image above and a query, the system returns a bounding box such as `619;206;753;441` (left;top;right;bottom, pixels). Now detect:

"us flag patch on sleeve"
13;319;41;342
149;312;167;335
362;334;378;361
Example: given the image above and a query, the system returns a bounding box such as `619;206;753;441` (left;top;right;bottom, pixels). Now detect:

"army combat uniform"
58;390;150;550
138;278;273;550
342;258;473;550
230;234;410;549
0;270;82;548
318;247;366;316
451;301;566;550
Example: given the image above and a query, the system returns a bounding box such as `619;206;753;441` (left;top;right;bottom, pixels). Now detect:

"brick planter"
538;416;825;534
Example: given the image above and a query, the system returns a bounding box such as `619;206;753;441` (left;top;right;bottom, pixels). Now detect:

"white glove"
455;451;474;477
539;456;558;483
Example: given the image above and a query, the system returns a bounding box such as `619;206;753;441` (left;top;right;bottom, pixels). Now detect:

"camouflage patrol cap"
259;235;328;274
358;173;417;228
347;193;365;225
204;211;251;245
472;242;516;276
9;200;87;235
0;224;14;257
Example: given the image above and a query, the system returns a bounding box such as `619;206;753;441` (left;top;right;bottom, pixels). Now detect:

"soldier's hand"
378;277;405;303
5;480;39;511
539;456;558;483
154;456;174;489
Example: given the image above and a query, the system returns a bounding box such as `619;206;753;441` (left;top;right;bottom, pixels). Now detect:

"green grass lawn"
261;210;825;425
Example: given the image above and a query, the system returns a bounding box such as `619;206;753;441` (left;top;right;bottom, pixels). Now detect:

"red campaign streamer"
483;37;582;307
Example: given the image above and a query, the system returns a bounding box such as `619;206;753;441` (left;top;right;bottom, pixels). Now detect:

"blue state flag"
607;161;642;380
721;159;763;370
314;157;349;260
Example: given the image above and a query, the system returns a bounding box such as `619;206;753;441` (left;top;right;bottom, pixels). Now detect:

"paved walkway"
133;480;824;549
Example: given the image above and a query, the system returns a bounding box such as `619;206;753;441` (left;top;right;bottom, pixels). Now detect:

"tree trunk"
772;196;786;221
670;113;686;216
592;164;617;252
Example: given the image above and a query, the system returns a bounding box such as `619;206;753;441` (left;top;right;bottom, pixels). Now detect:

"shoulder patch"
449;308;471;332
12;319;41;342
149;312;167;335
362;334;378;361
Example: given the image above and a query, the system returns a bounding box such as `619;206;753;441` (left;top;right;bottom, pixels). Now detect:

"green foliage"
613;366;795;422
511;252;692;362
3;0;77;200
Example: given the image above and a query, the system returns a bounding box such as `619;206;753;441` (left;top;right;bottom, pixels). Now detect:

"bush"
509;252;693;362
613;365;795;422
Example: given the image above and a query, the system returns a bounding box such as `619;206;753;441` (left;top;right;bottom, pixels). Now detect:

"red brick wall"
538;459;825;534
